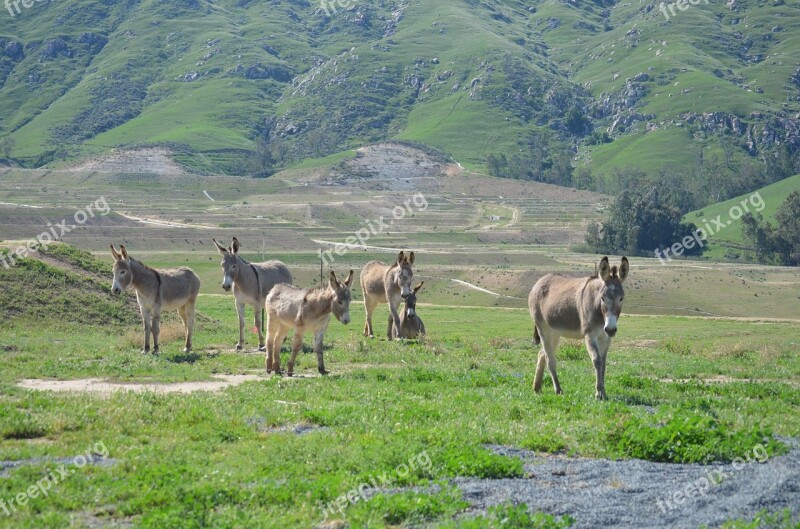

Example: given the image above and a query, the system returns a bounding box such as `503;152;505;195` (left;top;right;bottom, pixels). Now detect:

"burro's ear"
329;270;339;289
619;257;629;282
120;245;129;261
396;251;405;264
407;251;415;266
414;281;424;293
231;237;241;254
213;238;228;255
598;256;611;282
110;244;122;261
343;269;354;288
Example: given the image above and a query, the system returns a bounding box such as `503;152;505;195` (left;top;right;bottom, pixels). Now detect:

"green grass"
0;284;797;527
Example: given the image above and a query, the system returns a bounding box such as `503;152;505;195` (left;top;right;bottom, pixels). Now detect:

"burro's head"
403;282;424;320
329;270;354;325
394;251;416;299
110;244;132;295
597;256;629;337
213;237;242;292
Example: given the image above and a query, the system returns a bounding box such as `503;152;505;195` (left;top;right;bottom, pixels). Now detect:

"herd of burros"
109;238;629;399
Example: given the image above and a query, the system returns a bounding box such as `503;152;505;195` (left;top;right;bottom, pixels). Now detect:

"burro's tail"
533;326;541;346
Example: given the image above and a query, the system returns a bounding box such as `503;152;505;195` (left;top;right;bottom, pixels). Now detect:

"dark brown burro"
110;244;201;354
528;256;629;400
360;251;415;339
389;282;426;339
213;237;292;352
265;270;353;377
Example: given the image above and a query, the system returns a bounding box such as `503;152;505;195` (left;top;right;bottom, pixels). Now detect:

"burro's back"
256;260;292;293
161;267;201;309
265;283;305;322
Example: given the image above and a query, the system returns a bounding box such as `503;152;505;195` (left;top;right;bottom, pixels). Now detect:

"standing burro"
110;244;200;354
528;256;629;400
360;251;416;339
213;237;292;352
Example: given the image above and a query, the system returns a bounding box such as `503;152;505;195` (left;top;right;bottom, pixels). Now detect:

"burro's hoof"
235;343;243;352
141;347;150;354
258;345;266;352
183;347;191;353
319;368;330;376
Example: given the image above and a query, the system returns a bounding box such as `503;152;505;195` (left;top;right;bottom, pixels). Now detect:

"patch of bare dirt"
67;148;187;175
319;142;449;191
17;374;264;395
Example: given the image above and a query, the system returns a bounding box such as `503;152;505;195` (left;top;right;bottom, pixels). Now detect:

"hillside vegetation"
0;0;798;185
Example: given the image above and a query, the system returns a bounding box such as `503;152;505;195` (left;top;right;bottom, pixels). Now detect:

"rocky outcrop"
1;40;24;61
243;63;293;82
41;37;71;59
678;111;799;154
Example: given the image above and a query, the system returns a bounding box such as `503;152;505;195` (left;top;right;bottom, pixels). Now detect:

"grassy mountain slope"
685;173;800;259
0;0;798;177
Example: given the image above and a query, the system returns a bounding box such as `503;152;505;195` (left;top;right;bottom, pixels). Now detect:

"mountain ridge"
0;0;798;187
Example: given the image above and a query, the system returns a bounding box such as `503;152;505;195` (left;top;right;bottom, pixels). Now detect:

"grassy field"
1;164;799;528
0;290;798;528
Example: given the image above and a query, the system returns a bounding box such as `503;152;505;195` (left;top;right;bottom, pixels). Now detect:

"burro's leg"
388;296;403;340
254;300;266;352
314;317;331;375
539;329;562;395
151;310;162;354
178;301;195;353
364;296;379;338
141;308;151;354
585;332;610;400
236;300;246;351
286;328;304;377
265;312;280;373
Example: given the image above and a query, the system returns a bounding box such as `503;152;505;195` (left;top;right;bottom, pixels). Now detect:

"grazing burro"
265;270;353;376
110;244;201;354
361;251;416;339
213;237;292;352
389;282;426;339
528;256;629;400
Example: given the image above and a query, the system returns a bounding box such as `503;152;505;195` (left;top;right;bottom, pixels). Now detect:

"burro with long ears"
110;244;201;354
389;282;426;340
360;251;415;339
265;270;353;376
528;256;629;400
213;237;292;352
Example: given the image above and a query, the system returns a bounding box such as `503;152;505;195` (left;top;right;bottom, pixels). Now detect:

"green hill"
686;173;800;260
0;0;798;179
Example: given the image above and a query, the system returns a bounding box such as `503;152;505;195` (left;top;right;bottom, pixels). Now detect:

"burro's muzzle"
221;275;233;291
604;314;618;337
